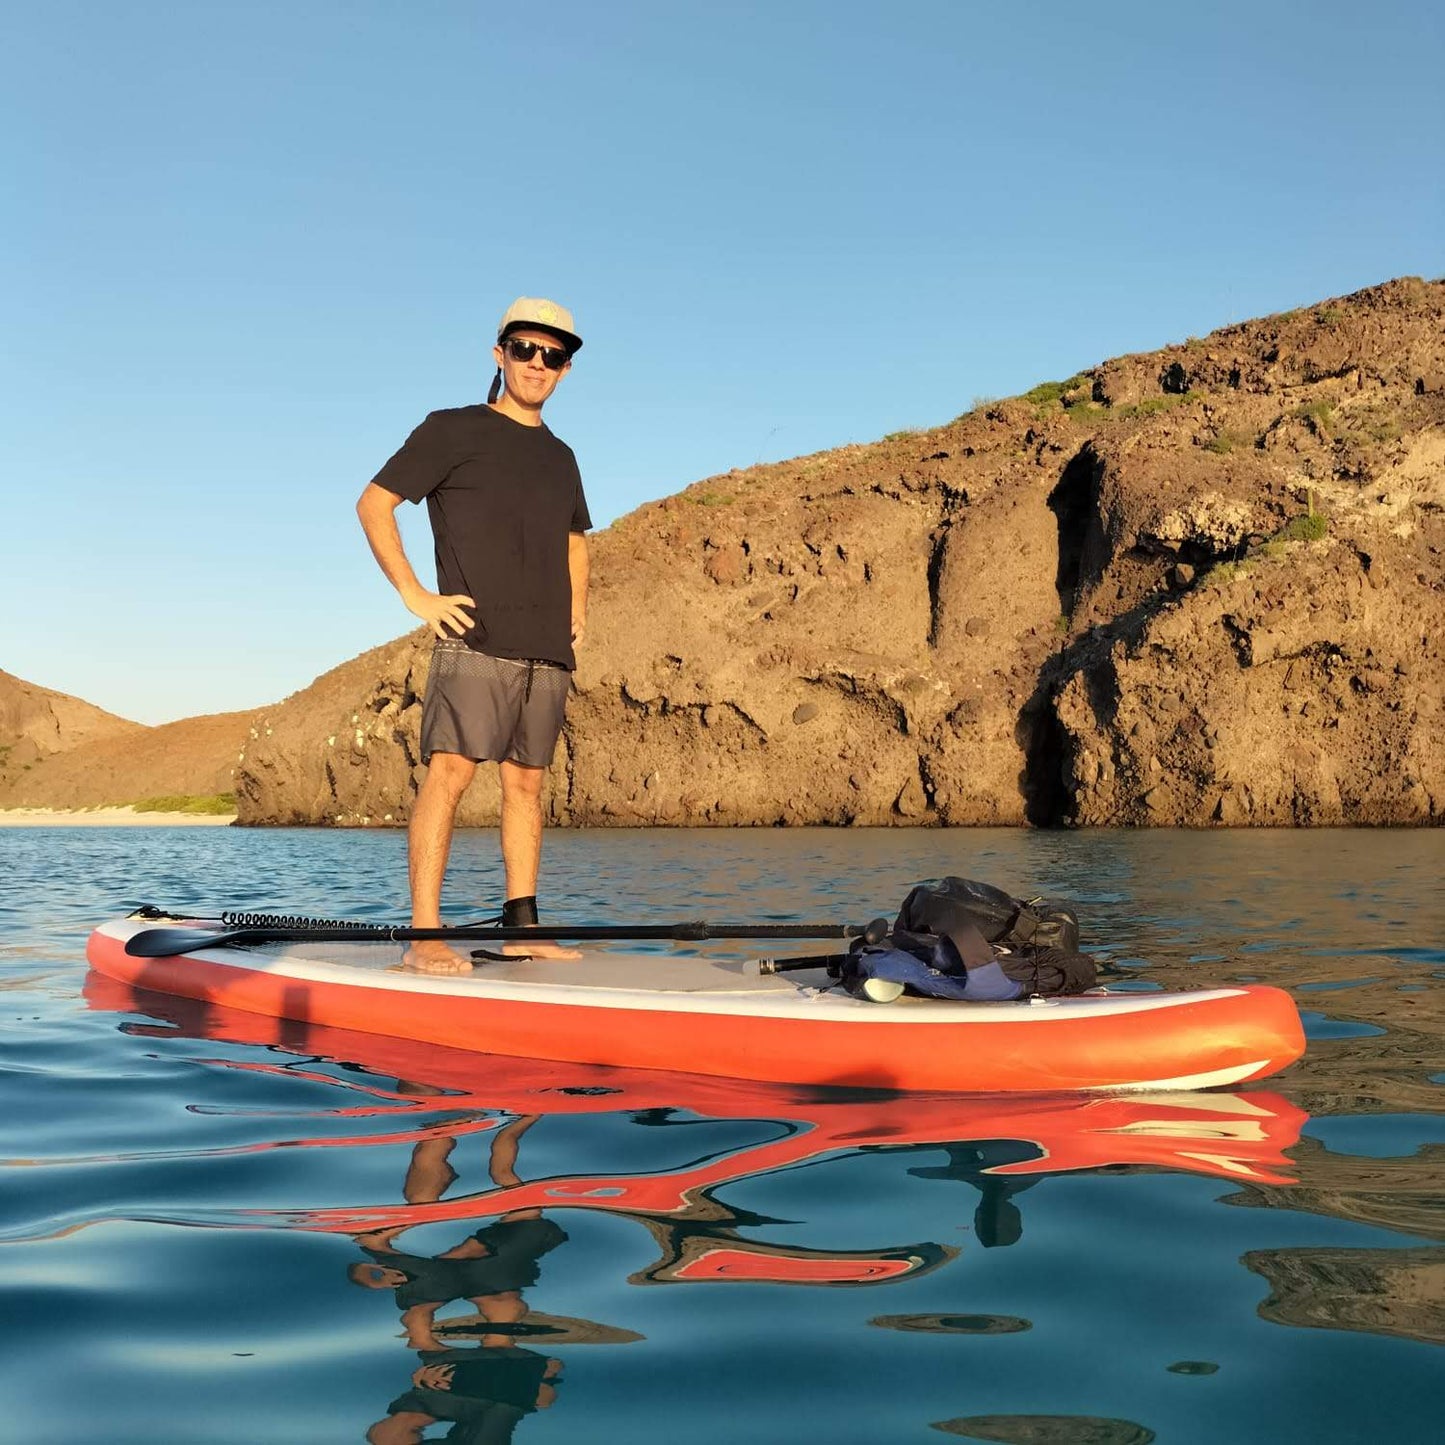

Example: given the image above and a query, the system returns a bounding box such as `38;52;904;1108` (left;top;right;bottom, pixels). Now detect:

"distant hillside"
0;669;260;810
234;276;1445;828
0;669;145;788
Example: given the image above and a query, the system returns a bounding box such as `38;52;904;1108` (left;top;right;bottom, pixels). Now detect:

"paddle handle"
756;918;890;973
756;952;849;975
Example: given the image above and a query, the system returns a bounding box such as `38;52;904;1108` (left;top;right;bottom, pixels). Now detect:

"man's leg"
499;759;579;959
499;759;546;903
409;751;477;925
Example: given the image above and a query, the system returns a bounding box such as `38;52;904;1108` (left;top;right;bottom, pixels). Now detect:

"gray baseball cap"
497;297;582;353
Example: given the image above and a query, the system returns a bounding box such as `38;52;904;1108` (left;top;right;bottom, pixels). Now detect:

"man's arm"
356;482;475;639
568;531;589;646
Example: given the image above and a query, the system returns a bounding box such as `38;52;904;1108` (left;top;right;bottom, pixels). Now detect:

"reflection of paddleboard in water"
428;1312;643;1345
89;911;1306;1092
83;970;1311;1245
87;967;1309;1282
623;1212;957;1285
933;1414;1157;1443
871;1313;1033;1336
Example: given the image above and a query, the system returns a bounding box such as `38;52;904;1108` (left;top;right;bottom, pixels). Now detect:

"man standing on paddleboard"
357;298;590;971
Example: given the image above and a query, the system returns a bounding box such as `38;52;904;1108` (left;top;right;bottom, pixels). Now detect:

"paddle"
123;919;873;959
754;919;906;1001
755;918;890;974
755;951;852;975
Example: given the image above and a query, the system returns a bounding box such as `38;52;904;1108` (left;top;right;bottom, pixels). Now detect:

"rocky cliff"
235;277;1445;828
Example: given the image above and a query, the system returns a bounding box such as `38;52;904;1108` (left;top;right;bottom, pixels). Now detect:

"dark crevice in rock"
1047;445;1101;616
926;526;949;646
918;755;939;809
1083;659;1121;734
561;728;577;817
1221;616;1254;666
392;728;418;770
1016;675;1071;827
1161;361;1191;394
926;490;970;646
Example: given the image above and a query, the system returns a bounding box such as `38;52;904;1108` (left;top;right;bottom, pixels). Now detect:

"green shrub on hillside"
130;794;236;815
1203;429;1258;454
1276;512;1329;543
1295;399;1335;430
1021;374;1090;412
1022;379;1068;409
1208;560;1251;587
1116;392;1194;419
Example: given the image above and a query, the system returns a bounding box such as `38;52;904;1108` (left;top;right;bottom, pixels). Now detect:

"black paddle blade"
123;927;256;957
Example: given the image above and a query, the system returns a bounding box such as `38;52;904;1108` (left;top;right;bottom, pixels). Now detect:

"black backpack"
890;877;1095;996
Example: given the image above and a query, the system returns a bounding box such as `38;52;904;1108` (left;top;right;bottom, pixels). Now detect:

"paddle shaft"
124;920;868;958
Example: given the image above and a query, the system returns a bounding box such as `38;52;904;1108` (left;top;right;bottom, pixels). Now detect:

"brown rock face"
0;670;256;808
0;681;260;810
0;669;144;790
235;277;1445;827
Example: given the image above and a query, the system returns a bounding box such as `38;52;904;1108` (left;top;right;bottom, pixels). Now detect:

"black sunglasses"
502;337;571;370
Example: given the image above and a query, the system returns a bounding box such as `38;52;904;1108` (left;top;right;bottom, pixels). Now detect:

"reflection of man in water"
353;1114;567;1441
351;1116;566;1347
908;1140;1042;1248
350;1209;567;1351
368;1347;563;1444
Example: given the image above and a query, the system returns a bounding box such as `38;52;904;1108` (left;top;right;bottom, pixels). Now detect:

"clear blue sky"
4;1;1441;724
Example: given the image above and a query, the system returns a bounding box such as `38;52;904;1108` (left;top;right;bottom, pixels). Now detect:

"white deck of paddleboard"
103;919;1249;1026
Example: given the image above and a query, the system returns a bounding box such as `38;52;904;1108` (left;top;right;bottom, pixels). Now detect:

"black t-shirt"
365;1218;568;1310
390;1345;553;1416
386;1347;553;1442
371;405;591;669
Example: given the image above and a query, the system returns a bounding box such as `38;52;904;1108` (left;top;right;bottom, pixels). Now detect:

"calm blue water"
1;826;1441;1444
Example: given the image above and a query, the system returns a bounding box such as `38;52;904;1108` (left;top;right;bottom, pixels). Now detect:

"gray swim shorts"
420;642;572;768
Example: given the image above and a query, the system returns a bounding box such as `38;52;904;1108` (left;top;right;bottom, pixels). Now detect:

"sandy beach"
0;807;237;827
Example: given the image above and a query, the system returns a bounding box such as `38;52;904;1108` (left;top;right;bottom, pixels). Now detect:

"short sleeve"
570;471;592;533
368;411;455;504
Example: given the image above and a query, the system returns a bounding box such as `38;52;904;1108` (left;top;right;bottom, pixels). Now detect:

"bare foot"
400;940;475;974
501;939;584;961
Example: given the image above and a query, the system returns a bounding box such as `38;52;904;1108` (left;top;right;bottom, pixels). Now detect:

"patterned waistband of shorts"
432;640;567;670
